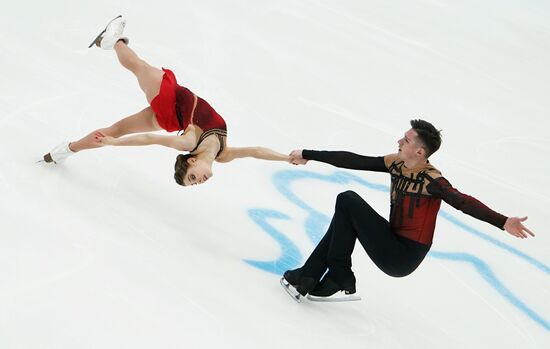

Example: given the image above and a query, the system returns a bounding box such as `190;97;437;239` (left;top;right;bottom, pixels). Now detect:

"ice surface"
1;1;549;348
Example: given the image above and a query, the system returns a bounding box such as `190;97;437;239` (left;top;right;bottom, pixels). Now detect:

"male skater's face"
397;129;424;161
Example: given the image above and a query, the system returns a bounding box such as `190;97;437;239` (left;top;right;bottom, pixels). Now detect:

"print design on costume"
387;159;434;223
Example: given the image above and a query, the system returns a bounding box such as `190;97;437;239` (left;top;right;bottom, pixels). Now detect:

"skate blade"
280;277;302;303
88;15;122;48
306;292;362;302
36;159;56;164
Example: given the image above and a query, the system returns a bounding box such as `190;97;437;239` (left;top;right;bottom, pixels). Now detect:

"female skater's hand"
289;149;308;165
94;132;115;146
503;216;535;239
91;132;107;147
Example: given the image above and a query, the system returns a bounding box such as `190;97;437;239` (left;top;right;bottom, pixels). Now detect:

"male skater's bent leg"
311;190;430;296
311;191;397;296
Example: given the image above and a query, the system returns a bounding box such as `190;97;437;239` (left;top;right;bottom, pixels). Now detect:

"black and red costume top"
302;150;508;245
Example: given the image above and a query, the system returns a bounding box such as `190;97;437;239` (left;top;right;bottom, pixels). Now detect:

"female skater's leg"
43;35;167;163
69;107;160;152
114;41;164;103
71;42;166;152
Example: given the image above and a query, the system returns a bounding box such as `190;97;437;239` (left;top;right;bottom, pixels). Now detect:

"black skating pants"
300;191;431;284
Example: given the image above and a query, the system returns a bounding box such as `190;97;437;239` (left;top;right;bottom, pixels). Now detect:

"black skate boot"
280;268;317;302
307;272;361;302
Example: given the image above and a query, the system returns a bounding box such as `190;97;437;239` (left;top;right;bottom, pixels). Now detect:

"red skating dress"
150;68;227;133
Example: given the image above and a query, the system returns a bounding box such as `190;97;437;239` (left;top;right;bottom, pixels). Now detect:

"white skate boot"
88;15;129;50
42;142;75;164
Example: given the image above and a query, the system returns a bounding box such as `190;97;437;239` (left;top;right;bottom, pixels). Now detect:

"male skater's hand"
289;149;308;165
504;216;535;239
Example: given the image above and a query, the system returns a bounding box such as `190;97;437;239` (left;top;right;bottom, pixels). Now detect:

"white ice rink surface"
1;0;549;348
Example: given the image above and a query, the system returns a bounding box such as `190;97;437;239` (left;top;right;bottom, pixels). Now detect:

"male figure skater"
282;119;534;302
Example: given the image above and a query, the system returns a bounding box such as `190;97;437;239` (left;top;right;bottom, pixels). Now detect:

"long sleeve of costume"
302;150;388;172
426;176;508;229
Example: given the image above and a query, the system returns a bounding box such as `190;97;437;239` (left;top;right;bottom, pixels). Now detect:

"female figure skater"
43;16;289;186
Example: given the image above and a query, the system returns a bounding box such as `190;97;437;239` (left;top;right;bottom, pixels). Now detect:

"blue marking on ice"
244;209;302;275
429;251;550;331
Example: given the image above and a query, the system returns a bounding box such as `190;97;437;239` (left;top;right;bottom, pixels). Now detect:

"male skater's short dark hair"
410;119;442;158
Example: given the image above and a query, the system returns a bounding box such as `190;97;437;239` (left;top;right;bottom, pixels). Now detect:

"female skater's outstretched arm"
99;133;289;162
216;147;290;163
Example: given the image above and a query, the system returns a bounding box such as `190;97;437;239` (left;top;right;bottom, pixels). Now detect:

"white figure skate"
88;15;129;49
42;142;75;164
